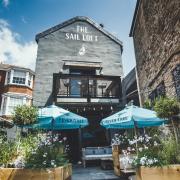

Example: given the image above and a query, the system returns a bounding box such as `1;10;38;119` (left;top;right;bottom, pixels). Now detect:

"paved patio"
72;165;135;180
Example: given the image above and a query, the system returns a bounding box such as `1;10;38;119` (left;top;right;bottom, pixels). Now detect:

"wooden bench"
82;146;112;168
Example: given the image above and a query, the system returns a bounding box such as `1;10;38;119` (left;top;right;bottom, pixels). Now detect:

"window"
7;71;10;83
28;74;33;87
172;64;180;98
12;70;26;85
7;96;24;115
149;81;166;101
69;69;95;97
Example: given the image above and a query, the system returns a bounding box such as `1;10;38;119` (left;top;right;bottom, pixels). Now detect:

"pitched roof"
36;16;123;51
0;63;35;75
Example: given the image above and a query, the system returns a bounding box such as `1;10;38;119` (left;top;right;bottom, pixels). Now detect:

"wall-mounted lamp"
59;69;63;74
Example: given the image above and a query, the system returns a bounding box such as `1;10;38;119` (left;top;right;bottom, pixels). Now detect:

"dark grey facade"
33;17;124;161
33;16;123;107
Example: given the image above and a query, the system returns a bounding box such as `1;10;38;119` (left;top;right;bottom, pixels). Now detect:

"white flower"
63;137;67;141
51;160;56;166
43;153;47;157
154;141;158;146
13;156;25;168
139;147;143;152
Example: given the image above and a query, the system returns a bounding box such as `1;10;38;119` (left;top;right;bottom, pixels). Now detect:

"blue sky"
0;0;136;76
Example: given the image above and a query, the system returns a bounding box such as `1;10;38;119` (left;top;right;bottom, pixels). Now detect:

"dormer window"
12;70;26;85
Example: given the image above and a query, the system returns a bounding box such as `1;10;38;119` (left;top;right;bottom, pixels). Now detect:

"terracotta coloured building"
0;63;35;118
130;0;180;104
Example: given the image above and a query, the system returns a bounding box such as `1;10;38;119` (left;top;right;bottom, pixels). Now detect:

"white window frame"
0;93;32;116
5;69;33;89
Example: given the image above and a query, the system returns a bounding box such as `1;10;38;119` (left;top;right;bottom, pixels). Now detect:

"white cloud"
21;16;27;24
0;19;37;70
2;0;9;7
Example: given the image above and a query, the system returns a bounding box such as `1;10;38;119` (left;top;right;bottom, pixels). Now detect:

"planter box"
0;163;72;180
136;165;180;180
112;145;121;176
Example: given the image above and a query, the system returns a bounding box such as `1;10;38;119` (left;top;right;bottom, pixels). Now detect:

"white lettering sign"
65;26;98;42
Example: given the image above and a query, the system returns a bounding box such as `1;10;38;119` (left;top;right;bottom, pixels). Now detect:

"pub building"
33;16;124;162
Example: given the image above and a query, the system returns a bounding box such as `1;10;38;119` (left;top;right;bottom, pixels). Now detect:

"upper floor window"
12;70;26;85
7;71;10;83
28;73;33;87
6;69;33;88
172;64;180;99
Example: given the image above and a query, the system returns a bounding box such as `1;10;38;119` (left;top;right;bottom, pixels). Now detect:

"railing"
53;74;121;103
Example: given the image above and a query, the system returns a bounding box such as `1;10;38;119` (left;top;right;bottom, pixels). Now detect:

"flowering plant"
112;133;163;168
0;133;69;168
129;134;163;167
111;133;129;148
25;133;69;168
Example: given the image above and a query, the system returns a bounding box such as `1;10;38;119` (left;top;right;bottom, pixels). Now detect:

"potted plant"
131;133;180;180
0;133;72;180
0;105;72;180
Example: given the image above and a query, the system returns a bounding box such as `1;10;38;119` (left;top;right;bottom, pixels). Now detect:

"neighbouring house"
0;63;35;118
130;0;180;105
33;16;123;161
122;67;140;106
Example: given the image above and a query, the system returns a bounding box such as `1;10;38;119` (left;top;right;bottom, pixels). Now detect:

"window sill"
5;83;33;89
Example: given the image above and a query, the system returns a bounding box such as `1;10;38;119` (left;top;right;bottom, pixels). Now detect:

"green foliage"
25;134;68;168
159;136;180;165
143;99;153;110
154;97;180;119
0;135;18;167
12;105;38;126
0;133;68;168
19;134;39;160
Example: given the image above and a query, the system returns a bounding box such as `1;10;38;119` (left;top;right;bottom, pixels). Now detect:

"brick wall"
0;70;6;105
3;85;33;96
132;0;180;103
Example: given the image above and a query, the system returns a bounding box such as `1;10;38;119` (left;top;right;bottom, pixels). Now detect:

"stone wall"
132;0;180;103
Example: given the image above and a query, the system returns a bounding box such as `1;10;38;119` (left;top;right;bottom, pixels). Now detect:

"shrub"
0;135;18;167
154;97;180;119
12;105;38;126
159;136;180;165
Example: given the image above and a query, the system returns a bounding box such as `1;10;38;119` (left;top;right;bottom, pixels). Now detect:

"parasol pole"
78;125;82;162
133;118;139;156
51;117;54;143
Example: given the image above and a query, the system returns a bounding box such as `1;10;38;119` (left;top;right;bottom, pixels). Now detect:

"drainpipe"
135;67;143;107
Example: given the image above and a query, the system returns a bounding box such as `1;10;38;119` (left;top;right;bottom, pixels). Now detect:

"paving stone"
72;165;131;180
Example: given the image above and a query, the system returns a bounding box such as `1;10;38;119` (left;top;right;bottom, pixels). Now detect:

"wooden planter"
136;165;180;180
112;145;121;176
0;163;72;180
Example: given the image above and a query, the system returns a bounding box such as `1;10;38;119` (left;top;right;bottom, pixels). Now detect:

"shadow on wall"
45;93;54;106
